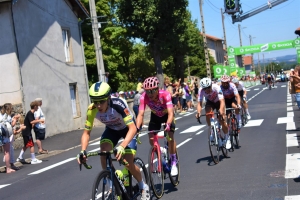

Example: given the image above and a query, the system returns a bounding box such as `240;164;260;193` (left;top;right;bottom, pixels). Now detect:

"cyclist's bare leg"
205;106;213;126
166;131;176;154
123;154;142;182
100;142;113;169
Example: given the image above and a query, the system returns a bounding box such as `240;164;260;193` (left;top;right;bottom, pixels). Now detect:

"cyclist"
136;77;178;176
232;77;251;120
77;82;150;200
267;72;272;88
271;73;275;87
220;75;242;129
196;77;231;149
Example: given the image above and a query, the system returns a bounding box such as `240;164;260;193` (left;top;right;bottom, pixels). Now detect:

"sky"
187;0;300;60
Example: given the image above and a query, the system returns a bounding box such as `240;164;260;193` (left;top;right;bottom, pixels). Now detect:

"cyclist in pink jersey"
196;77;231;149
136;77;178;176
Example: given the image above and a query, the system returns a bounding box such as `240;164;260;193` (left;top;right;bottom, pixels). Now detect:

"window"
69;83;81;118
62;29;73;62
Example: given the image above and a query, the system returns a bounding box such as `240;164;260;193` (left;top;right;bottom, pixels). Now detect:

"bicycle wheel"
227;117;234;152
91;170;122;200
148;146;164;198
167;149;180;186
208;127;219;164
131;157;150;198
240;107;245;126
232;118;240;149
220;133;229;158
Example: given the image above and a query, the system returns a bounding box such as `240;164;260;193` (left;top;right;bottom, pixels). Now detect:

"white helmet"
200;77;212;88
232;77;239;83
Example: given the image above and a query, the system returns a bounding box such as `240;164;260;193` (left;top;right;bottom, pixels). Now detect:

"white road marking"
282;85;286;87
28;158;76;175
90;141;99;146
287;112;294;117
254;88;259;90
285;153;300;178
287;107;293;111
196;130;204;135
287;122;296;130
0;184;10;189
277;117;294;124
243;119;264;127
175;117;182;120
176;138;193;148
286;133;299;147
287;102;292;106
285;195;300;200
180;125;205;134
183;112;193;116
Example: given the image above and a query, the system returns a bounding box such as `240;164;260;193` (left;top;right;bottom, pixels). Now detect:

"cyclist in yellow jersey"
77;82;150;200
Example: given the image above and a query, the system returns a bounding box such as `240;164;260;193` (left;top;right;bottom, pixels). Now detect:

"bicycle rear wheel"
233;118;240;149
91;170;122;200
208;128;219;164
148;146;164;199
131;157;150;198
167;149;180;186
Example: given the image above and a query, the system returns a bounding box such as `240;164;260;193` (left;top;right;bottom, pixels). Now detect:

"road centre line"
28;158;76;175
0;184;11;189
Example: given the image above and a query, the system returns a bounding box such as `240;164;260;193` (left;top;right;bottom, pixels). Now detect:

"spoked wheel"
233;119;240;149
148;146;164;199
132;157;151;198
208;128;219;164
220;133;229;158
227;118;234;152
91;170;122;200
241;108;246;126
167;149;180;186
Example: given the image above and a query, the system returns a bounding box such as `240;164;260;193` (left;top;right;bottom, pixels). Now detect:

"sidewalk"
0;108;151;172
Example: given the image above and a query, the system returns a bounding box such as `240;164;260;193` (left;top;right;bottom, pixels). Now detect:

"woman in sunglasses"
196;77;231;149
220;75;242;129
136;77;178;176
78;81;150;200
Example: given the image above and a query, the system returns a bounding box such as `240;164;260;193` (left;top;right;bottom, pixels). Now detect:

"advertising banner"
213;65;229;78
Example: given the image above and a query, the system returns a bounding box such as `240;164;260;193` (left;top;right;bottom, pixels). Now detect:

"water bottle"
121;167;129;187
160;146;170;173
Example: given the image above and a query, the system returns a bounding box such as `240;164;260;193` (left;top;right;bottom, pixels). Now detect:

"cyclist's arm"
120;122;136;149
165;92;174;124
81;129;91;151
235;93;241;106
136;93;146;129
219;99;225;116
81;104;97;150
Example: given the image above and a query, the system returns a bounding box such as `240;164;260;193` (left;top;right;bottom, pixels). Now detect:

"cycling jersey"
235;81;246;92
85;97;134;131
139;90;173;117
198;84;224;103
220;83;238;99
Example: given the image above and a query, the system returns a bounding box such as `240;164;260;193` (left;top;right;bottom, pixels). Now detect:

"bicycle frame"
151;131;168;174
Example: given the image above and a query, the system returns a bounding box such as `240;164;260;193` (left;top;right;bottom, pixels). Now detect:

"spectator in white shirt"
34;98;48;154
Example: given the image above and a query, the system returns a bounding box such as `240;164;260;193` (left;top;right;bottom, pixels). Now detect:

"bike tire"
208;128;219;164
131;157;151;198
234;118;240;148
91;170;122;200
167;149;180;186
221;135;229;158
148;146;164;199
228;117;235;152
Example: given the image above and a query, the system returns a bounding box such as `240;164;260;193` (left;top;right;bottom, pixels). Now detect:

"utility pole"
238;24;244;67
187;56;190;80
263;53;265;73
199;0;211;78
221;8;228;66
249;35;254;71
257;53;261;74
89;0;106;82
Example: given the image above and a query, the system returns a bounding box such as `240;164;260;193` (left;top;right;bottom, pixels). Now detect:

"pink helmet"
143;77;159;90
220;75;230;82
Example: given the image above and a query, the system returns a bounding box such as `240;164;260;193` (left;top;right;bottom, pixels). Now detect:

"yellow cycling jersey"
85;97;134;131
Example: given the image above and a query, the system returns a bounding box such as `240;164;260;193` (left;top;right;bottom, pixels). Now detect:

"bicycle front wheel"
208;128;219;164
148;146;164;198
233;118;240;149
91;170;122;200
131;157;150;198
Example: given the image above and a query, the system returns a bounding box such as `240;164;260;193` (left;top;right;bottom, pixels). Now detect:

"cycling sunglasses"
91;99;107;105
145;89;158;95
203;87;211;91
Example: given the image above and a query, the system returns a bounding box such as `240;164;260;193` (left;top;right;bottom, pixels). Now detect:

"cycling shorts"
238;91;244;97
267;77;271;82
148;113;175;133
100;127;137;155
225;97;237;114
205;100;220;111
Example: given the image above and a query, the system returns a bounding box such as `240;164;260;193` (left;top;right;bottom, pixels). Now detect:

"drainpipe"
11;1;26;113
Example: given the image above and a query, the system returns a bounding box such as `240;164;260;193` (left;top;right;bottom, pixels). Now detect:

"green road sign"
294;38;300;63
238;68;246;77
213;65;229;78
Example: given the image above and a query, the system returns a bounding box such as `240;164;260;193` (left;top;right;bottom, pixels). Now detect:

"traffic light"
224;0;240;14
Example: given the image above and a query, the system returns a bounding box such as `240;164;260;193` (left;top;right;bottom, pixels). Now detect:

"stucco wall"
9;0;89;136
0;3;23;105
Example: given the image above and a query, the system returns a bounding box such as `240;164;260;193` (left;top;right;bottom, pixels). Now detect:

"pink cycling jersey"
198;84;224;103
220;82;238;99
139;90;173;117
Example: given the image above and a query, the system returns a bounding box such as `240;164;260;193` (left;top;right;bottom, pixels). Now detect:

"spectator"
194;78;199;99
185;81;192;111
136;78;143;92
16;101;43;164
172;82;179;114
0;104;15;173
164;76;173;95
290;66;300;108
180;83;187;112
133;89;144;118
188;80;195;108
34;98;48;154
118;91;129;108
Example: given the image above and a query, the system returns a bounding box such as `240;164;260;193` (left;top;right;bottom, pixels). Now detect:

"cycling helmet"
200;77;212;88
220;75;230;82
143;77;159;90
89;82;111;101
232;77;239;84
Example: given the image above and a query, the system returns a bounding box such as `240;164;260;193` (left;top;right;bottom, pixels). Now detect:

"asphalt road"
0;81;299;200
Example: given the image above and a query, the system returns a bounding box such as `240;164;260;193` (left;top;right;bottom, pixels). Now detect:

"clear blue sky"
188;0;300;60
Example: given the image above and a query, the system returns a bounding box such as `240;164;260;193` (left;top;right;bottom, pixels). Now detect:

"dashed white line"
28;158;76;175
0;184;11;189
176;138;193;148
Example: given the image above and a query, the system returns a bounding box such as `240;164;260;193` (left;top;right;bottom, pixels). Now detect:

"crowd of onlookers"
289;66;300;108
0;98;47;174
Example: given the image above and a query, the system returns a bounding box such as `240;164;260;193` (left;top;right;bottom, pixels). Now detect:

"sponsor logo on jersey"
124;108;130;116
113;100;125;109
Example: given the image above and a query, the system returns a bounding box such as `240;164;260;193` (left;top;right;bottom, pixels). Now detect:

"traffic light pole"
199;0;211;78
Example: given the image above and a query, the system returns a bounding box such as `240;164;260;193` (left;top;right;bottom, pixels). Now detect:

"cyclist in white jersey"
232;77;251;119
196;77;231;149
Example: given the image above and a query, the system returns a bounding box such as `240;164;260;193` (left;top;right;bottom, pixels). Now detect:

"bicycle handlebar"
79;149;128;171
